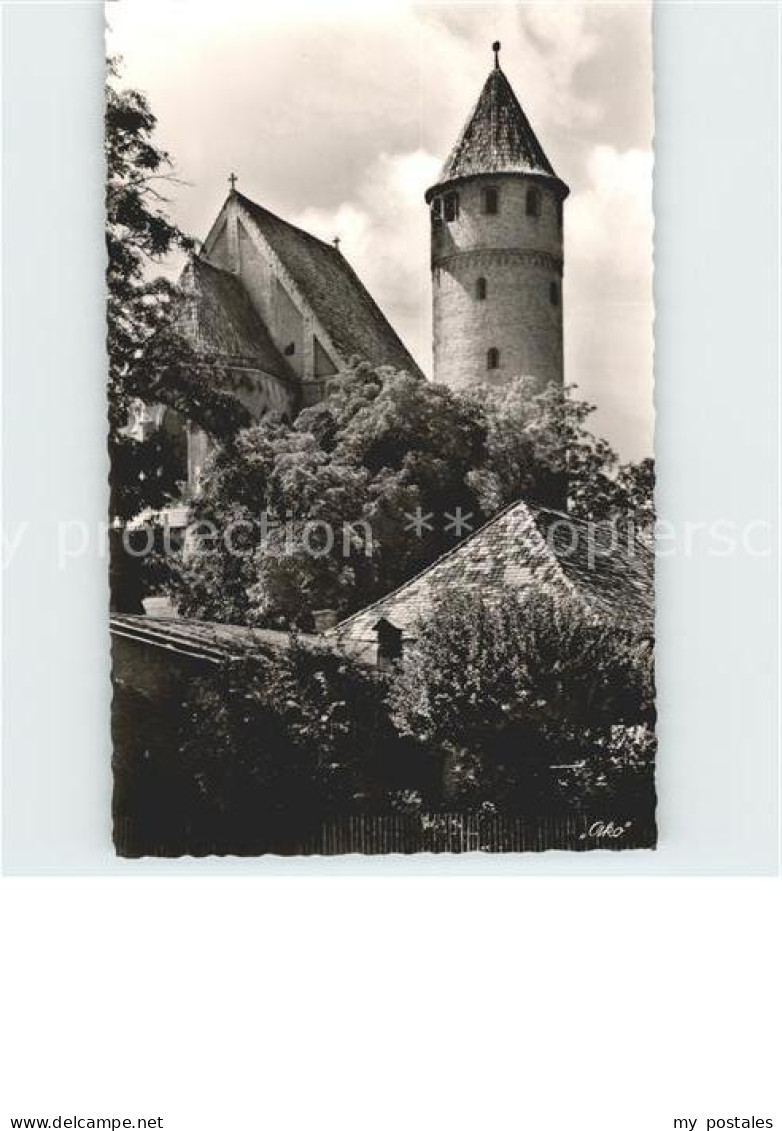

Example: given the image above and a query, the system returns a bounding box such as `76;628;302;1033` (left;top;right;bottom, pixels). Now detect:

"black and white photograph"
2;3;781;1129
106;1;655;856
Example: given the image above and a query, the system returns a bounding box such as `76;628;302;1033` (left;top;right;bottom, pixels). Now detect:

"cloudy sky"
108;0;653;460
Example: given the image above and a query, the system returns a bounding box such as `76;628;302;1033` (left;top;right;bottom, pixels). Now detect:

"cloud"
290;150;440;372
565;146;655;459
568;145;653;297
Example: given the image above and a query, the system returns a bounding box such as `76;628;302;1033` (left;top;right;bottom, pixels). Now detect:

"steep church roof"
181;254;295;384
425;48;566;201
330;500;653;662
234;192;423;379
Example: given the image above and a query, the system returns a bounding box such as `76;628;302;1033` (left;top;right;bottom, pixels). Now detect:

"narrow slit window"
487;347;500;370
483;186;499;215
556;199;563;231
444;192;459;222
432;197;442;220
549;281;559;306
476;277;487;301
526;187;541;218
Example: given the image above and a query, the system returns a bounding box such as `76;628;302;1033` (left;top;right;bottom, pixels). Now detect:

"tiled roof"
331;501;654;652
181;255;295;384
110;614;320;663
234;192;423;378
426;64;565;200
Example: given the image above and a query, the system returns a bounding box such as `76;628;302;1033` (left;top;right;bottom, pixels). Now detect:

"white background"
1;881;780;1130
1;1;781;1127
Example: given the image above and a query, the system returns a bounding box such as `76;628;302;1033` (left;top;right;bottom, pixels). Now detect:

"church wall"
207;222;231;271
314;336;338;378
237;220;273;327
274;280;305;379
226;366;293;420
185;367;295;495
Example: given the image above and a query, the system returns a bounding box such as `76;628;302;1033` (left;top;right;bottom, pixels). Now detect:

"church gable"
274;279;305;378
206;219;231;272
233;191;423;380
198;188;423;400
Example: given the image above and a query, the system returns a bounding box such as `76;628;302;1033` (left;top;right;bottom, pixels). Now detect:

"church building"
156;187;423;494
131;43;566;500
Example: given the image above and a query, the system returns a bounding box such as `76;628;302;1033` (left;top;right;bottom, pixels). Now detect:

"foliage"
113;637;408;854
105;56;192;431
109;430;184;523
388;587;655;813
165;362;490;627
112;590;656;854
106;56;249;522
164;362;655;628
468;378;654;528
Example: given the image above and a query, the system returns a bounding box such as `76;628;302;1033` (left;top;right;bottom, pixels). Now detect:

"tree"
466;378;654;529
165;361;491;627
388;587;655;813
113;635;397;854
105;56;192;429
106;57;250;526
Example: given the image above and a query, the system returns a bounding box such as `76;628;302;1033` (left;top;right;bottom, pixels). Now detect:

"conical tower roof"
425;44;567;201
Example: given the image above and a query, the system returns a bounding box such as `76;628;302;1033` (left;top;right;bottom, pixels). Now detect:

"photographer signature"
579;820;633;841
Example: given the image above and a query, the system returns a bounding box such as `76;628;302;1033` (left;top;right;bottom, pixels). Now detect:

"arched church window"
487;347;500;370
476;277;487;301
549;281;559;306
482;186;499;215
526;187;541;217
444;192;459;222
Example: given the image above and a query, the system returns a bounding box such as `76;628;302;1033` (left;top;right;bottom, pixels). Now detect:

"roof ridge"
331;500;655;638
235;191;341;258
234;189;423;379
330;497;532;635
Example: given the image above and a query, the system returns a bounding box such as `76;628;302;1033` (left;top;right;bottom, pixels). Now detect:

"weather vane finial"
492;40;501;69
228;172;238;192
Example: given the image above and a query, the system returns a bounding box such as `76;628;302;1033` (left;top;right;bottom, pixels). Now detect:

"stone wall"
430;174;565;391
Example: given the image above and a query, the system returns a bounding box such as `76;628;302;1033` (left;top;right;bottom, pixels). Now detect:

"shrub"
388;587;655;813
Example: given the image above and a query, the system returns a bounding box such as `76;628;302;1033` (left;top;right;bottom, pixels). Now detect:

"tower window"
482;186;499;215
556;199;563;231
432;197;442;220
487;347;500;370
526;187;541;218
443;192;459;222
284;342;296;356
476;277;487;301
549;281;559;306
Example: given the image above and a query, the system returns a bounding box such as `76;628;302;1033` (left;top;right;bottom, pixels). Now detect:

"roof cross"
492;40;501;69
228;172;238;192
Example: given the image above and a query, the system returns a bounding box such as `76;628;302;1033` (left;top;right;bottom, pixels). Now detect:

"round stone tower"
425;42;569;393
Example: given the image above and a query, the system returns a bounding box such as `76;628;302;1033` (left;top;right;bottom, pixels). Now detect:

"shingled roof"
426;59;567;201
110;614;321;664
234;192;423;379
180;255;295;384
331;501;654;661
